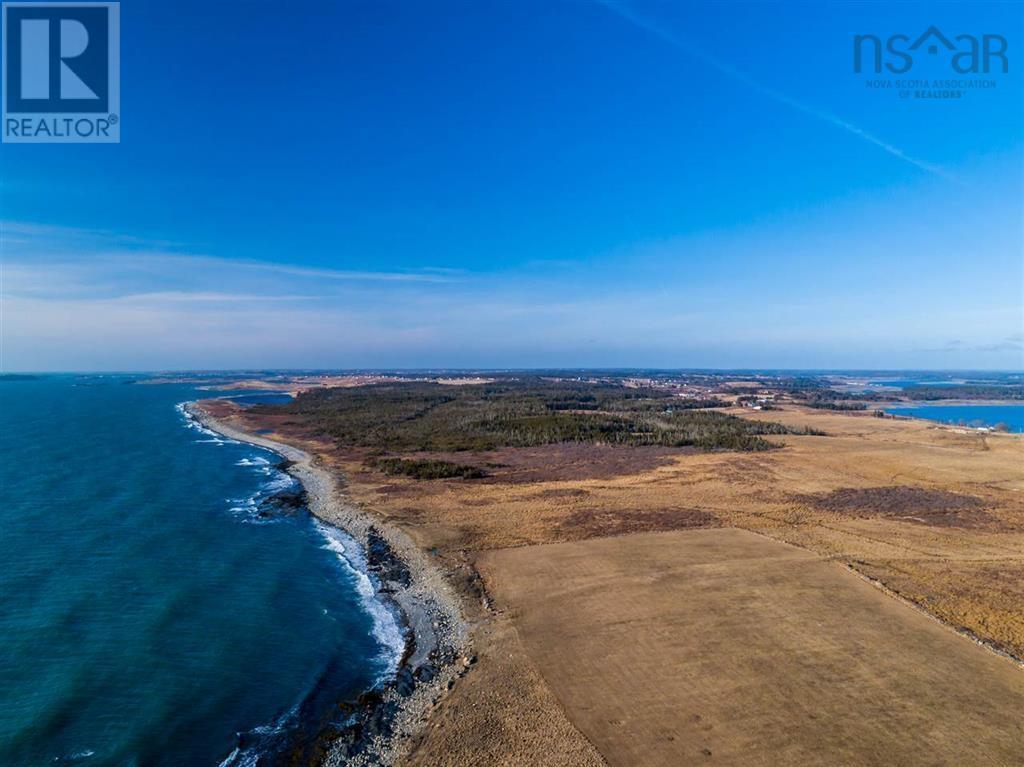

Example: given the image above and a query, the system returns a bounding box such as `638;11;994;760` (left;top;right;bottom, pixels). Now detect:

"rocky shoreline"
185;402;470;766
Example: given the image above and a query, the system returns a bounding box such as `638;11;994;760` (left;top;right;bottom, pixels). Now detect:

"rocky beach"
186;402;470;766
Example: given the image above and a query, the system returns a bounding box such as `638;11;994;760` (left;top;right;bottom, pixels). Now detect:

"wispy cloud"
0;220;462;286
597;1;954;181
975;333;1024;353
110;291;327;304
224;259;458;284
1;219;183;250
925;334;1024;354
2;216;1019;371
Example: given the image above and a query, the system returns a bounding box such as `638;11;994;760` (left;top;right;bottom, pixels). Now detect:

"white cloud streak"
0;220;461;285
597;1;955;181
222;258;458;283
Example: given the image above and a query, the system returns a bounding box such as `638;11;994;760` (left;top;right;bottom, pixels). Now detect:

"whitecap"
53;750;95;764
217;747;261;767
216;702;301;767
261;473;298;495
314;522;406;678
235;456;270;467
175;401;239;444
224;463;297;522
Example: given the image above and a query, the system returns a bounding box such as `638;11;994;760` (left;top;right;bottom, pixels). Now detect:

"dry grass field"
209;398;1024;765
478;528;1024;766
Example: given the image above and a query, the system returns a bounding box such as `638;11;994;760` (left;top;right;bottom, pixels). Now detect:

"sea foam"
175;401;240;445
315;521;406;678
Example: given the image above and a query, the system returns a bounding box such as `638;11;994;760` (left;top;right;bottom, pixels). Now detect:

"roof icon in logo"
910;25;956;55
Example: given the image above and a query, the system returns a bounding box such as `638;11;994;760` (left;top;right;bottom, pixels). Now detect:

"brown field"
478;528;1024;766
211;399;1024;765
187;373;497;394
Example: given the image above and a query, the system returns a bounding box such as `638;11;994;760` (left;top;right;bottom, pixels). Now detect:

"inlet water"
885;403;1024;433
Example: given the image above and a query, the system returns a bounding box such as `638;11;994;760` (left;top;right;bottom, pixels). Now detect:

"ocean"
885;404;1024;433
0;376;400;766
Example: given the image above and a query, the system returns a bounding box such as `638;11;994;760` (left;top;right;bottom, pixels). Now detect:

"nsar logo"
854;25;1008;74
3;2;120;143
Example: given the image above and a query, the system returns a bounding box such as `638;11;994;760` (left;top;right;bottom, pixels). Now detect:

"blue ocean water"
0;376;401;766
886;404;1024;433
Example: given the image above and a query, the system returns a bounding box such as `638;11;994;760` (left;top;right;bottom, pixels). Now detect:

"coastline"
184;401;470;766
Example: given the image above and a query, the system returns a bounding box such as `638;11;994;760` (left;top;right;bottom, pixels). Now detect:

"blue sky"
1;0;1021;371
